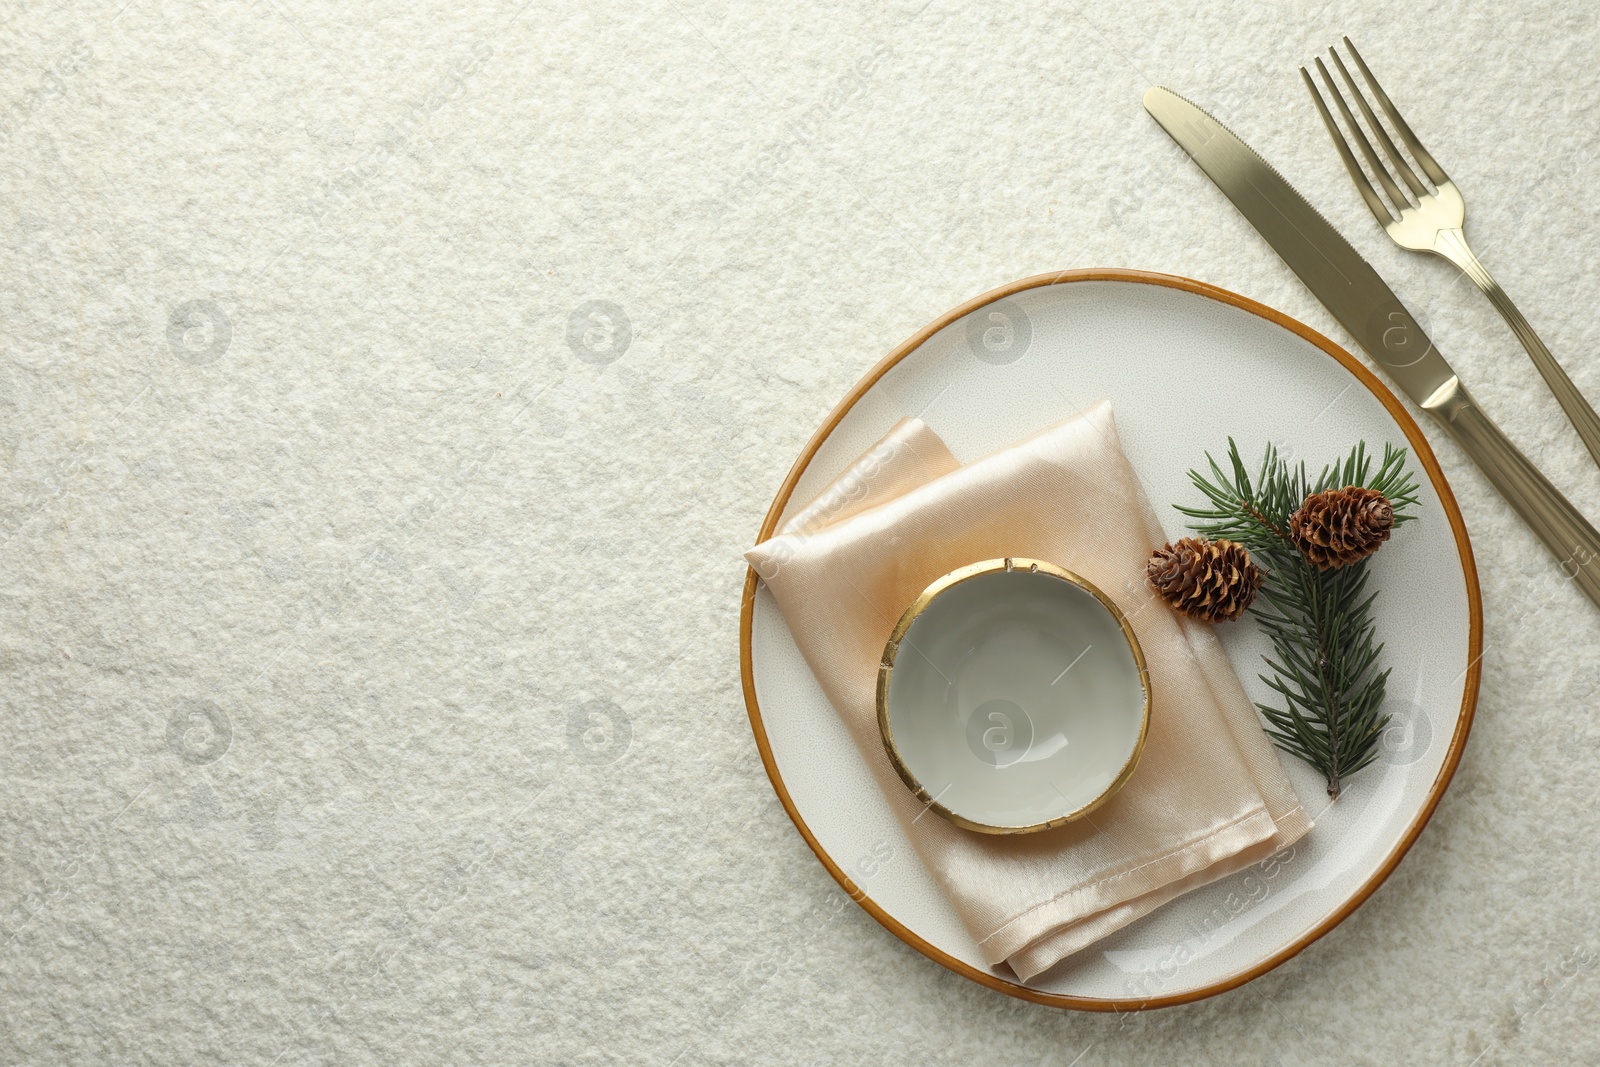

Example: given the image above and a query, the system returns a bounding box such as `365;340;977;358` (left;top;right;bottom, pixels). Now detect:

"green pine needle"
1178;439;1418;799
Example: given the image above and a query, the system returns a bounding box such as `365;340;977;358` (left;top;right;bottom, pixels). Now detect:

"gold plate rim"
738;268;1483;1012
875;557;1153;835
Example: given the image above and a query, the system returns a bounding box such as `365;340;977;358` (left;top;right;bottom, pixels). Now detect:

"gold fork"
1302;37;1600;470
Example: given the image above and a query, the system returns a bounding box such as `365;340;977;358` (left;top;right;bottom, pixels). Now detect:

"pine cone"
1290;486;1394;570
1146;537;1262;623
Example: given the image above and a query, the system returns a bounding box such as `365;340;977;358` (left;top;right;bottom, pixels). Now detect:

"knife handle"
1424;376;1600;608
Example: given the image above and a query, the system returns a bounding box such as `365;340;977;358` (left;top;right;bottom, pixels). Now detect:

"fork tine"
1314;57;1412;219
1329;47;1428;200
1343;36;1451;187
1301;66;1395;225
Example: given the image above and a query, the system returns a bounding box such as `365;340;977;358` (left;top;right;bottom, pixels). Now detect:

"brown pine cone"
1146;537;1262;623
1289;486;1394;570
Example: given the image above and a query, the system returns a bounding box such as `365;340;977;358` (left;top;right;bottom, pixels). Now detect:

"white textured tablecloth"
3;1;1599;1063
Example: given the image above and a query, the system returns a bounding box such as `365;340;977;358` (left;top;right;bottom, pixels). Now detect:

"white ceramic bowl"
876;558;1151;834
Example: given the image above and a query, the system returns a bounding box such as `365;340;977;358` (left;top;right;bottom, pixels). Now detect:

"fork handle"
1425;376;1600;607
1432;227;1600;470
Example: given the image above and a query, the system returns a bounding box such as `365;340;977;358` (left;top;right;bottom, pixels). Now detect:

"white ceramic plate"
740;270;1481;1010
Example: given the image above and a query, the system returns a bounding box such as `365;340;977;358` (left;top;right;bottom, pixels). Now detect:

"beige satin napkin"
746;401;1311;981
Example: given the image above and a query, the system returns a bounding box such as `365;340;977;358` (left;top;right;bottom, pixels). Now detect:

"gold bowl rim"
875;556;1152;835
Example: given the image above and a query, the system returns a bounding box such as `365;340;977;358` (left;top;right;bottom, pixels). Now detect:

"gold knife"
1144;86;1600;609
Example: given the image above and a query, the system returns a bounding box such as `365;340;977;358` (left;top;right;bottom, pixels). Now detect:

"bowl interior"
884;564;1147;831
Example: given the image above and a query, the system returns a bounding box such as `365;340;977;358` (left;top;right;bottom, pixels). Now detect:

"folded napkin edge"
975;804;1280;956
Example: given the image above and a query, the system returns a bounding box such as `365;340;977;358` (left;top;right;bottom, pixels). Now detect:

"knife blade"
1144;86;1600;607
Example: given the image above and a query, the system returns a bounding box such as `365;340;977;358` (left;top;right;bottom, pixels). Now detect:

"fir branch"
1178;439;1418;799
